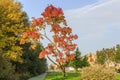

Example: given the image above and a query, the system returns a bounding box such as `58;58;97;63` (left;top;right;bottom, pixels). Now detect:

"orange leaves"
70;54;75;59
42;5;65;24
30;44;36;50
29;31;40;40
74;35;78;39
45;44;54;53
66;44;77;51
39;51;45;59
51;25;78;51
61;27;72;35
39;51;49;59
20;31;41;44
32;17;44;27
56;54;75;64
53;35;65;42
20;5;78;67
51;25;61;33
42;5;63;18
20;39;25;44
66;54;75;62
67;35;78;40
51;26;72;35
58;53;63;58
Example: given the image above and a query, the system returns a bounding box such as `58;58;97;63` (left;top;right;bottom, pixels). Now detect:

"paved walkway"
28;73;47;80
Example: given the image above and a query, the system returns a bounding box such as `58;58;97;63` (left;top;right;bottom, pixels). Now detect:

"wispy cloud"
65;0;120;54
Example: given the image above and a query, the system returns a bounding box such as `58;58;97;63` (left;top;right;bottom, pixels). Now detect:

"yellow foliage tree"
0;0;29;62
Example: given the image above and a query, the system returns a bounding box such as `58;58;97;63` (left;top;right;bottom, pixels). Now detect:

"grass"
117;73;120;80
44;72;80;80
44;72;120;80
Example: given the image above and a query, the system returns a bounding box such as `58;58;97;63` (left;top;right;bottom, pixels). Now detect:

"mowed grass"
117;73;120;80
44;72;80;80
44;72;120;80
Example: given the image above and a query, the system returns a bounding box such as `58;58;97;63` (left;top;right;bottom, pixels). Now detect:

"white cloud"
65;0;120;54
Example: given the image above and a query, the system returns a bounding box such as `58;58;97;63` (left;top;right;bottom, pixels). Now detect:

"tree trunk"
61;67;66;77
75;68;78;72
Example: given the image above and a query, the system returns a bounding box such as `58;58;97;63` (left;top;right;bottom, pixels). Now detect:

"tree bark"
75;68;78;72
61;67;66;77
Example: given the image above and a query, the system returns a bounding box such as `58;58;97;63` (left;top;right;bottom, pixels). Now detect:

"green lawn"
44;72;80;80
117;73;120;80
44;72;120;80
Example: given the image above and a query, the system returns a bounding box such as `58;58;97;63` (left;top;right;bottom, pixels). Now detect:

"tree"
115;44;120;63
0;54;15;80
20;42;47;76
104;48;116;62
49;64;55;71
96;47;116;65
0;0;29;62
96;49;107;64
81;56;89;68
70;48;89;71
70;48;81;71
20;5;78;77
0;0;28;79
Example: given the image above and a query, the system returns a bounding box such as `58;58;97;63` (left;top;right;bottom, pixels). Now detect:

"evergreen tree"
19;42;47;76
81;56;89;68
70;48;89;71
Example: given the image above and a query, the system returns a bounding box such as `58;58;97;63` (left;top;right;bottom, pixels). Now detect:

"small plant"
81;64;117;80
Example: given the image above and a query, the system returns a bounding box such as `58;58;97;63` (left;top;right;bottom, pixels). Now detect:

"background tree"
96;49;107;64
0;0;29;62
13;42;47;79
70;48;81;71
70;48;89;71
115;44;120;63
104;48;116;62
0;0;47;79
0;0;29;79
20;5;78;77
81;56;89;68
96;47;116;65
0;54;15;80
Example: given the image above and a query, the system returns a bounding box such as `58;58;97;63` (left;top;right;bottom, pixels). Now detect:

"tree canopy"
0;0;29;62
0;0;47;79
20;5;78;77
70;48;89;71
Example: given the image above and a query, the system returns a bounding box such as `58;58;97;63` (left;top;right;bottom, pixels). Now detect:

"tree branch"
47;55;59;66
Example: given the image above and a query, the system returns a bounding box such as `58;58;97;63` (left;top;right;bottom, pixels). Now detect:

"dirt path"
28;73;47;80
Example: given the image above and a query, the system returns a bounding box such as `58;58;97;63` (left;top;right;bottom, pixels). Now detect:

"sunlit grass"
117;73;120;80
44;72;80;80
44;72;120;80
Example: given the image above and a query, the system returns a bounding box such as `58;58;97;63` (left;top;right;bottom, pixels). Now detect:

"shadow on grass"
45;72;80;80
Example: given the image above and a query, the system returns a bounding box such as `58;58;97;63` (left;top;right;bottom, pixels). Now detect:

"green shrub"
9;72;31;80
19;72;31;80
81;65;117;80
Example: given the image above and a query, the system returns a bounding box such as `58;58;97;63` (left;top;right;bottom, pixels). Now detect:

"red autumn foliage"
42;5;65;25
32;17;44;27
39;52;44;59
20;5;78;74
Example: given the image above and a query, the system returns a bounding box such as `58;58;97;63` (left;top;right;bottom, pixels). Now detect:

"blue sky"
18;0;99;18
18;0;120;55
